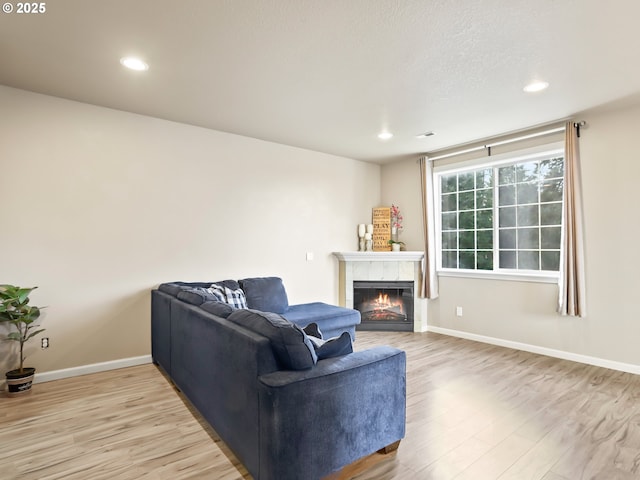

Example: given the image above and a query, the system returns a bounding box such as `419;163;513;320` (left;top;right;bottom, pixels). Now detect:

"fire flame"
373;292;403;314
376;293;391;307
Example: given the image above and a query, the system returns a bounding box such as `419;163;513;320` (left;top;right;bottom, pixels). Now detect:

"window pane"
459;172;474;191
517;228;539;249
476;169;493;188
540;157;564;179
517;205;539;227
518;251;539;270
499;185;516;206
459;191;475;210
442;174;457;193
477;251;493;270
459;211;475;229
499;250;516;269
540;179;563;202
476;188;493;209
477;230;493;249
541;251;560;271
477;209;493;229
516;162;538;182
499;228;516;249
517;183;539;204
460;251;475;269
499;207;516;227
459;230;475;249
540;203;562;225
442;232;458;249
442;251;457;268
541;226;561;249
499;165;515;185
437;155;563;274
442;212;457;230
442;193;457;212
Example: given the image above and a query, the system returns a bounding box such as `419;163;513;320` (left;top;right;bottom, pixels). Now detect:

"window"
436;150;564;276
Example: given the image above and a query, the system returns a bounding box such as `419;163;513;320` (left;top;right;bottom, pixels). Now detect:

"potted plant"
390;204;403;242
0;285;45;396
388;239;405;252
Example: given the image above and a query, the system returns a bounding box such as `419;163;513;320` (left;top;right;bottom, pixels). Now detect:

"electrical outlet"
306;252;314;261
456;306;463;317
41;337;49;349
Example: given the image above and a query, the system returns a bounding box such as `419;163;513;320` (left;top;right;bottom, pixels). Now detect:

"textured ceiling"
1;0;639;163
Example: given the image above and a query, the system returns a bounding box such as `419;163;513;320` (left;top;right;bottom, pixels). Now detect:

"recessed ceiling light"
120;57;149;71
378;132;393;140
416;131;436;138
523;81;549;93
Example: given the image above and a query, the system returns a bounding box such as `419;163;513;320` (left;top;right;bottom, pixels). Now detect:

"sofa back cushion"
240;277;289;314
227;309;317;370
159;280;240;298
175;280;247;309
200;300;235;319
177;287;222;306
159;282;212;297
158;283;185;297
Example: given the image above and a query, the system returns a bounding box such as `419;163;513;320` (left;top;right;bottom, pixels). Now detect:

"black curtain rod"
425;121;586;161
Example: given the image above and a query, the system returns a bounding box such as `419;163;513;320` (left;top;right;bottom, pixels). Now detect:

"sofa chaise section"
281;302;360;340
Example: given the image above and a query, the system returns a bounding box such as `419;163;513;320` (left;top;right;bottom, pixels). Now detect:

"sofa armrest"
257;346;406;480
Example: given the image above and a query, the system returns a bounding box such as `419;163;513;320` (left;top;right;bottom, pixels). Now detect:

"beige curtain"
419;157;439;299
558;122;586;316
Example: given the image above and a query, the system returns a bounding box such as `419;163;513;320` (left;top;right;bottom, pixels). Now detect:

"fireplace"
354;281;414;332
333;251;426;332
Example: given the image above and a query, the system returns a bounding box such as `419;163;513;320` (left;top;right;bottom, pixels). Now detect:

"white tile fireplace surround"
333;251;427;332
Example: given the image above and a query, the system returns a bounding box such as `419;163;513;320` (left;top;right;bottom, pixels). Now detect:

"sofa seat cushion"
228;309;317;370
282;303;361;333
240;277;289;314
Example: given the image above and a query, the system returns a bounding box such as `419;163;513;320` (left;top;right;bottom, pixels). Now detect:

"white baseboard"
34;355;153;384
427;326;640;375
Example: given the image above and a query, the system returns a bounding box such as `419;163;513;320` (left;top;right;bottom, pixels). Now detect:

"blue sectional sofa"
151;277;406;480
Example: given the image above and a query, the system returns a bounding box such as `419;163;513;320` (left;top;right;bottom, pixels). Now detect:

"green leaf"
16;287;36;304
7;332;21;341
25;329;45;341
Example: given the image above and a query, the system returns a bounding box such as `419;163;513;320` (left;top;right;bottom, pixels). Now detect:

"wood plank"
2;331;640;479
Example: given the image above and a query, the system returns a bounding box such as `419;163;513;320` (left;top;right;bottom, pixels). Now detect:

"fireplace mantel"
333;251;427;332
332;251;424;262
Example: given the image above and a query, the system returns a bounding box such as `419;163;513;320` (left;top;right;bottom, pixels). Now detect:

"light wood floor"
2;331;640;479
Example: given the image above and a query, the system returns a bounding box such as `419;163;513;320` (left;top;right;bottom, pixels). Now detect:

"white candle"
366;224;374;234
364;232;372;240
358;224;365;237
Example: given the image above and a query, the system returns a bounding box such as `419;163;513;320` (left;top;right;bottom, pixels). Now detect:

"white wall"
382;97;640;368
0;86;380;374
380;158;423;251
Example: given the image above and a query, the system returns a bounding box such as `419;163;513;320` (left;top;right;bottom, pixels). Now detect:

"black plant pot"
6;367;35;396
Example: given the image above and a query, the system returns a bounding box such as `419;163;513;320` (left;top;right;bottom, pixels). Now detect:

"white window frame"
433;142;564;284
